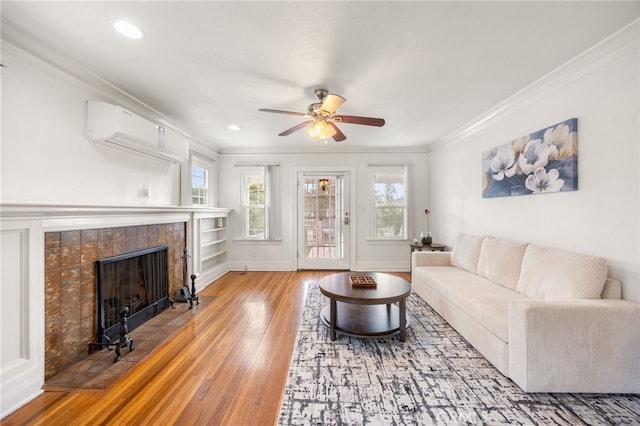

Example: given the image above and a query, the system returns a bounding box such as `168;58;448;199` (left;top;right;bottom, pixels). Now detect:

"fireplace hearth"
91;245;171;359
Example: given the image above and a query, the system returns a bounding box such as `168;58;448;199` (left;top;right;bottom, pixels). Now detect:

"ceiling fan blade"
333;115;385;127
327;122;346;142
278;121;313;136
320;94;346;115
259;108;307;116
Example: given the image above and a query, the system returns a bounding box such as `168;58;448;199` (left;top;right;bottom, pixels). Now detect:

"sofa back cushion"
450;233;486;274
477;237;528;290
516;244;607;299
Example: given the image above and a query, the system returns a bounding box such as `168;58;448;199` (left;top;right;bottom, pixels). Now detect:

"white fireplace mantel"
1;201;231;224
1;201;233;234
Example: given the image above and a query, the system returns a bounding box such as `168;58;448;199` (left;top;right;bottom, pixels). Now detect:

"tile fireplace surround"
44;223;186;380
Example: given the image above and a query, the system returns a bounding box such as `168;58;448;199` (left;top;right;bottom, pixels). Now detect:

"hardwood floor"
3;270;410;425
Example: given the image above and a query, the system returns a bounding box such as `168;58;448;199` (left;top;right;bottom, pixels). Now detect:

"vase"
421;232;432;245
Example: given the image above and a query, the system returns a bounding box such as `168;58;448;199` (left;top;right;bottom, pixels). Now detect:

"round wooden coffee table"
318;272;411;342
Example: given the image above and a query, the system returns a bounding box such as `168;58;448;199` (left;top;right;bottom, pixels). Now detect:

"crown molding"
218;144;429;155
428;19;639;153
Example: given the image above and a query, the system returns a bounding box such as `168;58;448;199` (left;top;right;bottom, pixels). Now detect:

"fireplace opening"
94;245;170;348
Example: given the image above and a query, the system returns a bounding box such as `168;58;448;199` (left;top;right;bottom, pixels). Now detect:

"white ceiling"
2;1;638;153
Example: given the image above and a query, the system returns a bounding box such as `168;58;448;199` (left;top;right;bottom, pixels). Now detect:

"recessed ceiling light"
113;20;144;39
228;125;240;131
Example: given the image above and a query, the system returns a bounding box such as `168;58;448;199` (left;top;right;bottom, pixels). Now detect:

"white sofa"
411;233;640;393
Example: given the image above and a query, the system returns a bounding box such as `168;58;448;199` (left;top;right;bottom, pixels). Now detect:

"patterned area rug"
278;282;640;425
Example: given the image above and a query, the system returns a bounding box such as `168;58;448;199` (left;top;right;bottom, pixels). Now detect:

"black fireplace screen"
96;245;170;344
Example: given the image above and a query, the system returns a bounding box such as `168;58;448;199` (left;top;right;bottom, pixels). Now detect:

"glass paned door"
297;172;350;270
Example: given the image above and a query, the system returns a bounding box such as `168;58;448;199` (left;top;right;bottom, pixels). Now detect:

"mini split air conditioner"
85;101;189;163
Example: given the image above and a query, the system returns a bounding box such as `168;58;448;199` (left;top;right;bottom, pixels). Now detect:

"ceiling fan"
259;88;385;142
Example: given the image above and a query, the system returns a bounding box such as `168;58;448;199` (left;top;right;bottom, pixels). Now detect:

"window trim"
191;153;215;207
236;164;280;241
369;165;410;240
191;165;208;206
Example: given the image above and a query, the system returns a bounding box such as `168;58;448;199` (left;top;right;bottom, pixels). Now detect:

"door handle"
343;212;350;225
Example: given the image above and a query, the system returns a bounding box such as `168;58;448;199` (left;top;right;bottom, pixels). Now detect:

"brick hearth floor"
45;297;211;390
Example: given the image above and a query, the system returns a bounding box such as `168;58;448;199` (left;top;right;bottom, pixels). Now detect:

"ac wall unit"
159;126;190;160
85;101;188;163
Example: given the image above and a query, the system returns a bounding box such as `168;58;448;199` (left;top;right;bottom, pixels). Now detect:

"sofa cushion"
477;237;528;290
516;244;607;299
450;233;486;274
415;265;523;341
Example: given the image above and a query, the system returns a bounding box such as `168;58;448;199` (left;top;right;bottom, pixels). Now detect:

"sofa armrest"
411;251;451;278
601;277;622;299
412;251;451;267
508;298;640;393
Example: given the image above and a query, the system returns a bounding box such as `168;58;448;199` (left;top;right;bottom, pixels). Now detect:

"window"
372;166;408;239
242;171;265;238
191;154;215;206
192;165;208;205
238;165;280;240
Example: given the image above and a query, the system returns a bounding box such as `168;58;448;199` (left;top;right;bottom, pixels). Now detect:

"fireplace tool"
179;246;199;309
171;247;192;306
170;249;199;308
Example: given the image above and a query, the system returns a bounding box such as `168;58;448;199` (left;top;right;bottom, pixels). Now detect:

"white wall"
1;43;182;206
429;23;639;302
218;151;429;272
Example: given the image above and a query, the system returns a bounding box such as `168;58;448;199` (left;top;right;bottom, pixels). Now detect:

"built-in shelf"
202;239;226;248
194;212;230;280
202;227;226;233
202;250;226;262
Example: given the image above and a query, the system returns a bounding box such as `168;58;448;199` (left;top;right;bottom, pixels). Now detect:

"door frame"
292;166;356;271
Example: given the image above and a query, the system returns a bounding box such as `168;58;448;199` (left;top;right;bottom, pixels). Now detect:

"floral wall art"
482;118;578;198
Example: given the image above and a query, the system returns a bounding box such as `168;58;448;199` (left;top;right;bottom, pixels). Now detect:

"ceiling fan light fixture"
306;119;336;140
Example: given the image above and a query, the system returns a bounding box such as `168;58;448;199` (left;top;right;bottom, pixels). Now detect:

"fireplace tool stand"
170;247;193;307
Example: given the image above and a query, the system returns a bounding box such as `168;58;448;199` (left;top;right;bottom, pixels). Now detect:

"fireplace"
44;222;186;380
95;245;170;347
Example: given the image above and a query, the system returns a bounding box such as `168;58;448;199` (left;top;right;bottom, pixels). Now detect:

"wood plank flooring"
2;270;410;425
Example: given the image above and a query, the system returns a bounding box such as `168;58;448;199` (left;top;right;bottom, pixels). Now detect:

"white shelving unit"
194;210;232;286
201;218;226;264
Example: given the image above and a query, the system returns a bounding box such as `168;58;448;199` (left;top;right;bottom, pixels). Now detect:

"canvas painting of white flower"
482;118;578;198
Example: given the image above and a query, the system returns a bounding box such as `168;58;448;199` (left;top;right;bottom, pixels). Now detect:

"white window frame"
370;165;409;240
237;164;280;241
191;154;215;207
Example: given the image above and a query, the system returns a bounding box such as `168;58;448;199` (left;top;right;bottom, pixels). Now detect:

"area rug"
277;282;640;425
